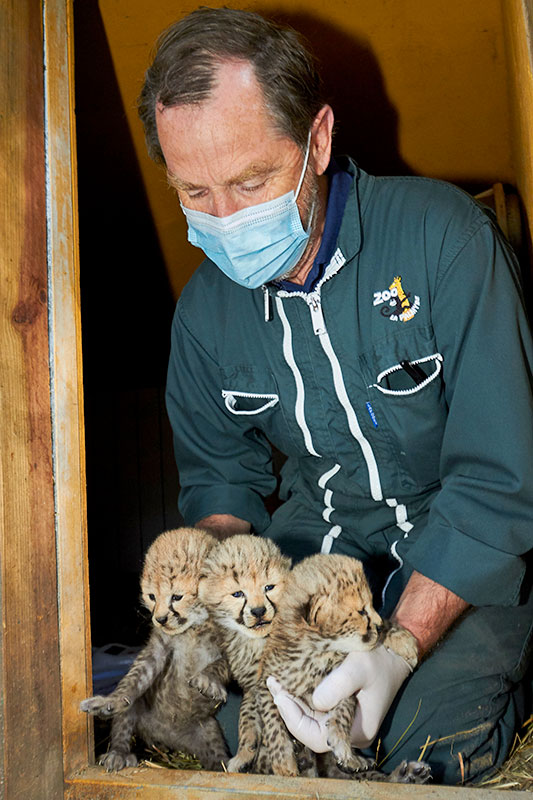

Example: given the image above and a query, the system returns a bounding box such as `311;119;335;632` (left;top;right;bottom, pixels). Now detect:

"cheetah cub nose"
251;606;266;618
156;614;169;625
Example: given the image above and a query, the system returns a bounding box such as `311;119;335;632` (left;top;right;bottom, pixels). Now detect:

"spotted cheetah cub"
259;554;428;783
199;534;291;773
80;528;230;772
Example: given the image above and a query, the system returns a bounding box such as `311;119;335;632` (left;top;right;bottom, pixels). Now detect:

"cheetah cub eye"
141;580;207;636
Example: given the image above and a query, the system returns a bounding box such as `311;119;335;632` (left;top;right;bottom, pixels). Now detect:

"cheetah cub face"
295;555;383;652
141;527;215;635
200;535;291;639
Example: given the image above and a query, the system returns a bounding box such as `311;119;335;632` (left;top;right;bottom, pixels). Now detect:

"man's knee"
376;631;528;784
379;683;518;784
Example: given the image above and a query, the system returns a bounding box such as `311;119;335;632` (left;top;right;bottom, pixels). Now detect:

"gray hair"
138;6;324;164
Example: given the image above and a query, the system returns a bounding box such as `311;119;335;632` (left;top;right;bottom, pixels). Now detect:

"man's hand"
313;645;413;747
267;676;332;752
195;513;251;540
267;645;412;751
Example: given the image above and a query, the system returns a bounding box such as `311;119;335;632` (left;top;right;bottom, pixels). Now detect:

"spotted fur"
80;527;230;771
199;534;292;773
259;553;429;784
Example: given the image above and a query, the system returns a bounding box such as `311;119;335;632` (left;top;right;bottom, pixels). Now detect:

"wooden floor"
64;764;530;800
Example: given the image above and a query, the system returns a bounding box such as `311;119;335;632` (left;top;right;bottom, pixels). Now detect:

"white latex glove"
267;645;412;752
267;675;332;753
314;644;413;747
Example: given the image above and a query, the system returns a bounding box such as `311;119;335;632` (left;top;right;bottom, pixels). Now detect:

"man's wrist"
391;570;469;659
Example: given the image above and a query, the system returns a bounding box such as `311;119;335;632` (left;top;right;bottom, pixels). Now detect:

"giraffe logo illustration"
373;275;420;322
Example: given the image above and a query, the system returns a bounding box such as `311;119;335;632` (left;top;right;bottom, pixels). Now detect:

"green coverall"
167;160;533;782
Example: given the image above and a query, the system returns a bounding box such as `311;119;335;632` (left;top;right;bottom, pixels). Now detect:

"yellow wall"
97;0;514;298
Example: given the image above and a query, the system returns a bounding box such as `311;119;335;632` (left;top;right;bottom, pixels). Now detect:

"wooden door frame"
503;0;533;258
2;1;532;798
1;1;91;798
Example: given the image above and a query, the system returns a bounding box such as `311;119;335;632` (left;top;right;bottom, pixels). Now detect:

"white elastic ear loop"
294;130;312;201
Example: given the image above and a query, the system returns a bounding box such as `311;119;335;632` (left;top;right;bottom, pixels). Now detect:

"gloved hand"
267;644;413;752
267;675;332;753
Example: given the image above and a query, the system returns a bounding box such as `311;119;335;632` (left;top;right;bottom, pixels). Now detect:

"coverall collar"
274;157;354;294
334;156;366;265
270;157;366;298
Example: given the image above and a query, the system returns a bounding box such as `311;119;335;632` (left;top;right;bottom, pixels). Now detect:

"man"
138;7;533;783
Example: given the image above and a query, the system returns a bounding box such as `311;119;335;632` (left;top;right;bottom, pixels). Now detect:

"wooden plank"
0;2;64;799
43;0;93;778
64;765;531;799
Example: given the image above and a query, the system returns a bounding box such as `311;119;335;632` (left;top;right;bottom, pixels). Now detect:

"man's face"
156;59;318;229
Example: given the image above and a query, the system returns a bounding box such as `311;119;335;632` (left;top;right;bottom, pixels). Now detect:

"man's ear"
311;104;335;176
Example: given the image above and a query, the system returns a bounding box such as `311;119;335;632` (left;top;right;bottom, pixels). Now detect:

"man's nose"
208;192;244;218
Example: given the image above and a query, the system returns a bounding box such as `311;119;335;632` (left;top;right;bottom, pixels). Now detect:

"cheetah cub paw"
388;759;432;784
80;694;131;718
99;750;138;772
226;747;257;773
188;672;228;704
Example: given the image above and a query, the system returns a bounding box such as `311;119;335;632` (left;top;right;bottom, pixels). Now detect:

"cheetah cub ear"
304;589;331;628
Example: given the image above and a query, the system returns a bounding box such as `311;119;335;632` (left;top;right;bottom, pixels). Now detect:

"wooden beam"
64;764;527;799
0;2;64;798
502;0;533;262
43;0;93;777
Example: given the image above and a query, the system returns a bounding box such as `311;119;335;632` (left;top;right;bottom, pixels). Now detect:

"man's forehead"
155;61;301;189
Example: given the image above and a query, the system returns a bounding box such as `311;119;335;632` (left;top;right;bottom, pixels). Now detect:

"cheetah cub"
80;528;230;772
260;554;430;783
199;534;291;774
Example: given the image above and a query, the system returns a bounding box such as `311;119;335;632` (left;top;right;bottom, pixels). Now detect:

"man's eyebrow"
166;173;197;191
166;162;280;192
227;163;280;185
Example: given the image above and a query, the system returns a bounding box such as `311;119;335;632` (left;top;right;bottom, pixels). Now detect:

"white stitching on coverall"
318;463;342;553
274;250;413;583
275;296;321;457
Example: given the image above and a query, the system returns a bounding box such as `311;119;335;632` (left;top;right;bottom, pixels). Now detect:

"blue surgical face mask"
180;134;312;289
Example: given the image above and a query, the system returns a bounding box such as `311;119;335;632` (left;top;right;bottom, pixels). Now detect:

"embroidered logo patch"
373;275;420;322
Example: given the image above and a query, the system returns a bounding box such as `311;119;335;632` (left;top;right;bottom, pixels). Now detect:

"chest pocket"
219;365;304;454
360;327;447;490
371;353;443;396
222;390;279;415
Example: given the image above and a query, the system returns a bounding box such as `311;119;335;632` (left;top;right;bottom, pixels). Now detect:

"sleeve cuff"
405;523;526;606
180;484;271;534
